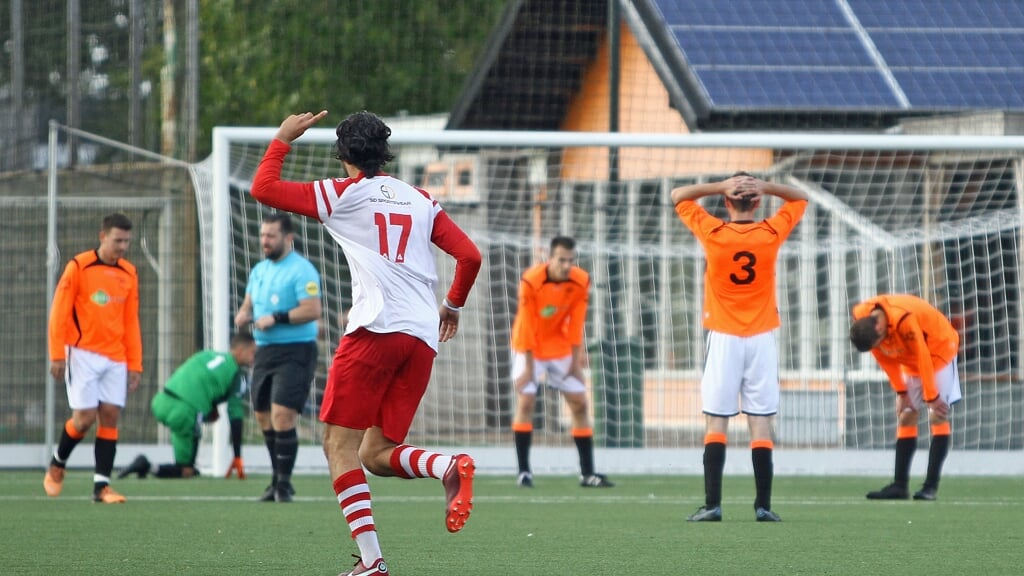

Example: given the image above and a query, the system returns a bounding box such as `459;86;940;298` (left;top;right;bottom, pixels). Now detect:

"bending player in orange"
850;294;961;501
671;172;807;522
511;236;613;488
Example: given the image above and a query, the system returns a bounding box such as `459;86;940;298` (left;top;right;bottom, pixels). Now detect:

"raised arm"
759;179;808;202
250;111;330;219
670;180;728;206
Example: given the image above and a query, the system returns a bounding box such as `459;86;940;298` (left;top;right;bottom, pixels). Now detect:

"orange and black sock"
924;422;951;490
52;419;85;467
703;432;727;508
513;423;533;474
751;439;774;511
572;428;595;477
894;425;918;489
94;426;118;491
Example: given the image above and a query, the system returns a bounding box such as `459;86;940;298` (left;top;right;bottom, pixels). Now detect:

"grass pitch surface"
2;471;1021;575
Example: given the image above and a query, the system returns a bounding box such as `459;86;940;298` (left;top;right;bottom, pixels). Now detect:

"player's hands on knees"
514;371;533;393
927;397;949;419
225;457;246;479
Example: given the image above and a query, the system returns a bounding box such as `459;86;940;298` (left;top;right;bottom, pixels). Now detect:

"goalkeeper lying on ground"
119;333;256;479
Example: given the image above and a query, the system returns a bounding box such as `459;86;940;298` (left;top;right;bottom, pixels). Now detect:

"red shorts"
320;328;436;443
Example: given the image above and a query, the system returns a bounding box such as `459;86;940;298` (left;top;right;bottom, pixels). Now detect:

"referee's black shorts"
251;341;318;412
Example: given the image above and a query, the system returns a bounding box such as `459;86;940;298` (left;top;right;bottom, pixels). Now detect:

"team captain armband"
442;298;462;312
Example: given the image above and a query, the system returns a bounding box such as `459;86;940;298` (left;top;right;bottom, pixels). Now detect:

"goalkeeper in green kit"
119;333;257;479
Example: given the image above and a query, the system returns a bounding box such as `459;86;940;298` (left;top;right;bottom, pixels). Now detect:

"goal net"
199;126;1024;471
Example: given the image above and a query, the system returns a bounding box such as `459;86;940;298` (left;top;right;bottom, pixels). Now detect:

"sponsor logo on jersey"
540;305;558;318
380;185;395;199
305;281;319;296
90;290;110;306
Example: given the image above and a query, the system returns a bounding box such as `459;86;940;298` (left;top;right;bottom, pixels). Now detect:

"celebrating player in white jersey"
250;110;482;576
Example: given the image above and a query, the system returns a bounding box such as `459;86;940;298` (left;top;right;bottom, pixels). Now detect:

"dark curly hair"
334;111;395;177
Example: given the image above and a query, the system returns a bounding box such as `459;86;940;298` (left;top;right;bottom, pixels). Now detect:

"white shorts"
903;358;963;410
511;352;587;395
65;346;128;410
701;331;779;417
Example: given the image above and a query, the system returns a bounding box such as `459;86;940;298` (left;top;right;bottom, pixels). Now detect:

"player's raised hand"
275;110;329;144
724;174;753;199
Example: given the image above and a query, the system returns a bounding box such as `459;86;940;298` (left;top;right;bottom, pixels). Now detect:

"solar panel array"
652;0;1024;111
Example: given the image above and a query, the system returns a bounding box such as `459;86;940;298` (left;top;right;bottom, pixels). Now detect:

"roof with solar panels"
447;0;1024;131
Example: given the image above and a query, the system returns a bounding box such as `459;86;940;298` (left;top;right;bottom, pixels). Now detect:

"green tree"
197;0;505;156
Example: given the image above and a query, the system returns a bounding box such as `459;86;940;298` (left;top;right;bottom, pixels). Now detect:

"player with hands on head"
45;212;142;504
850;294;961;501
250;109;482;576
510;236;613;489
119;333;257;480
670;172;807;522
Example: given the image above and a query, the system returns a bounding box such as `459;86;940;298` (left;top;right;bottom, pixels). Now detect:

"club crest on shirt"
380;185;395;199
540;305;558;318
305;281;319;296
90;290;110;306
270;294;279;305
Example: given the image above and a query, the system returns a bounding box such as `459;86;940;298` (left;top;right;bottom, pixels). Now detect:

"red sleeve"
250;139;321;219
430;211;481;308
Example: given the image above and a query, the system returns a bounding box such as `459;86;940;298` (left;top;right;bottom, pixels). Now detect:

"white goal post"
202;126;1024;476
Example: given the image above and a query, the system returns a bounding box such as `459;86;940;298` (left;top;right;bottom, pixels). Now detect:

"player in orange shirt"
671;172;807;522
850;294;961;501
510;236;613;488
45;213;143;503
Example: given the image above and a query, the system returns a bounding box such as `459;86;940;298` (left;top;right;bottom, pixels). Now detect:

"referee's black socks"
275;428;299;485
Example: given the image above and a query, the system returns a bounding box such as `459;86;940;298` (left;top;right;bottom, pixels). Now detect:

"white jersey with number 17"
313;174;443;350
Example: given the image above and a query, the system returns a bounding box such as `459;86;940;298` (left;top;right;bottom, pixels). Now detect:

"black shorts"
251;341;318;412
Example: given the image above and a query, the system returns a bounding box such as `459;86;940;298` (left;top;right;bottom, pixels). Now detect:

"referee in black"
234;213;322;502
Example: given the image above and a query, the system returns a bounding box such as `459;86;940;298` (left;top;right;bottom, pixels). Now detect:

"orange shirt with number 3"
675;199;807;336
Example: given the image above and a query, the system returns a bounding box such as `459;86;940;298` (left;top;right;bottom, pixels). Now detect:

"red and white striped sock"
334;469;381;564
390;444;449;479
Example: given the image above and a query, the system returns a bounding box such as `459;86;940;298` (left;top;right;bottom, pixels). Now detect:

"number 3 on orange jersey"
730;251;756;285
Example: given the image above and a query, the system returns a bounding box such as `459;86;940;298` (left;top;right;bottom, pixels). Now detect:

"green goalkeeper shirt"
163;350;248;421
